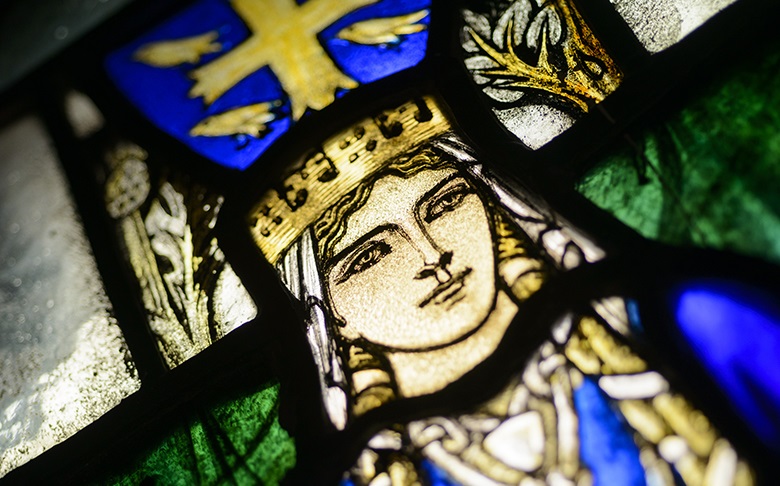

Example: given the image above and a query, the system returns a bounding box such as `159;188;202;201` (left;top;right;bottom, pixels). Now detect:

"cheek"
326;245;426;340
429;197;495;272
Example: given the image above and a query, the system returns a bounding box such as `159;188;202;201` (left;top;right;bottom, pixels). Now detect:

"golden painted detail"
574;316;647;374
336;10;428;45
618;400;670;444
464;0;622;112
387;456;421;486
105;144;257;368
135;0;429;135
133;31;222;67
190;101;279;137
349;344;396;416
496;216;547;301
562;316;753;486
653;393;717;458
352;369;392;395
249;96;449;264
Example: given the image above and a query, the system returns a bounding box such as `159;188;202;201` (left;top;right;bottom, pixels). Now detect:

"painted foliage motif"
106;0;430;170
461;0;621;149
103;143;257;368
247;96;752;483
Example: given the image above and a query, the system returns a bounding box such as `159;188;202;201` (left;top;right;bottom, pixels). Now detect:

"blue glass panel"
321;1;430;84
674;281;780;451
626;298;644;334
422;459;461;486
105;0;430;170
574;377;645;486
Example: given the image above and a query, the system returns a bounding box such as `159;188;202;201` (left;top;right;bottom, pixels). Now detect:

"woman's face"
324;167;497;351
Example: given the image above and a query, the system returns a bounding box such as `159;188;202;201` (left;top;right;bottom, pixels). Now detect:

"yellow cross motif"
134;0;429;136
190;0;376;120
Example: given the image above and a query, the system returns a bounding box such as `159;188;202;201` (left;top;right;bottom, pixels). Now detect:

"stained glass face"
245;95;763;483
2;0;779;483
106;0;431;170
0;114;140;475
248;95;604;428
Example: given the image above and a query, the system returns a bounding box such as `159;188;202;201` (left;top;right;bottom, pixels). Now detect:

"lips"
418;268;473;308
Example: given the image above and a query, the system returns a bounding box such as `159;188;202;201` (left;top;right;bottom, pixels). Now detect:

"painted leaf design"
337;10;428;45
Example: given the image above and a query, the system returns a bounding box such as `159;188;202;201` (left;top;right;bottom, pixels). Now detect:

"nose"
400;218;451;281
415;251;453;282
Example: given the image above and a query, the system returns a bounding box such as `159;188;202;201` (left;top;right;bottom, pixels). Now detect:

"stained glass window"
1;0;779;484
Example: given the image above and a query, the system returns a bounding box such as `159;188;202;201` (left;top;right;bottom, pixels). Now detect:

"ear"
324;291;360;339
336;318;361;340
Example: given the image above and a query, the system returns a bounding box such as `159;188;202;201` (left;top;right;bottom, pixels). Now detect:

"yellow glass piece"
105;143;257;368
465;0;622;112
563;332;602;375
387;458;420;485
618;400;671;443
735;460;756;486
653;393;717;458
576;316;647;374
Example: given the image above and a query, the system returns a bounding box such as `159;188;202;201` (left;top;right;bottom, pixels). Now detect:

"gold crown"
249;95;451;264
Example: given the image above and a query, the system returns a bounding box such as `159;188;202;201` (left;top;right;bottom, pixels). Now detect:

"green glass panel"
103;381;295;485
577;40;780;264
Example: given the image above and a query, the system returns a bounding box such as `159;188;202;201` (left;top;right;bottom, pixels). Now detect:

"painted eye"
344;241;391;279
425;183;471;222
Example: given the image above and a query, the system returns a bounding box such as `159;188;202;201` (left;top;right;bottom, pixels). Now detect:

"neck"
385;290;518;398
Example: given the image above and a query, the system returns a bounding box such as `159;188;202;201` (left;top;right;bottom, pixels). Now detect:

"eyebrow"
415;173;467;218
325;172;468;274
325;224;396;275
